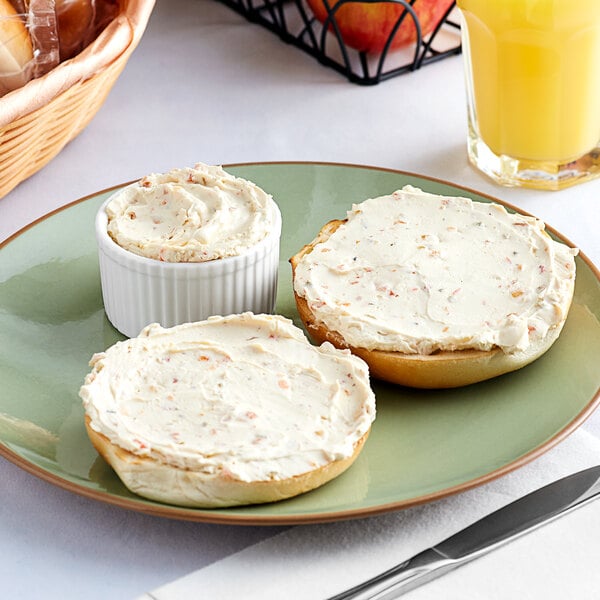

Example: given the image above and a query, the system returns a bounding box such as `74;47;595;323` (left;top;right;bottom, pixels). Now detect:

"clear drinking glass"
457;0;600;190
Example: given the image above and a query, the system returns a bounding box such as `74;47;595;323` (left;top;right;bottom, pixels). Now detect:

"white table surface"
1;1;599;598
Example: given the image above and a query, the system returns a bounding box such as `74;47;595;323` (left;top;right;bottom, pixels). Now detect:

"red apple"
305;0;455;54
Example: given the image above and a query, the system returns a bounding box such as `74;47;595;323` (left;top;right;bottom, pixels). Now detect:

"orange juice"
458;0;600;164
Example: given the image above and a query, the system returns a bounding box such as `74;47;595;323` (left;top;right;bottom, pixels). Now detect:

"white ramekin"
95;197;282;338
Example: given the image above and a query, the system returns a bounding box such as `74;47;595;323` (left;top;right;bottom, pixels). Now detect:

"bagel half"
290;206;575;390
80;314;375;508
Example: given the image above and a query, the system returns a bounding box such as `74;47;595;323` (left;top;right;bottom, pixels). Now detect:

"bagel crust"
290;188;577;389
86;416;369;508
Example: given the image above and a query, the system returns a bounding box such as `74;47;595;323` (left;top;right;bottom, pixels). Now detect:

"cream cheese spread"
80;313;375;482
293;186;578;355
105;163;279;262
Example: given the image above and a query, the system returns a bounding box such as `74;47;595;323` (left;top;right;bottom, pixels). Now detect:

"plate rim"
1;160;599;526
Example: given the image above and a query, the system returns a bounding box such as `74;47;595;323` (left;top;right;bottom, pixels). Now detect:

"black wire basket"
215;0;462;85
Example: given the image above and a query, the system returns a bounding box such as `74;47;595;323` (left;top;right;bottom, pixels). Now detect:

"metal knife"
328;465;600;600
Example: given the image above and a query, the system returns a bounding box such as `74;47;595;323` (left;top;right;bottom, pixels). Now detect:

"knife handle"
328;547;459;600
328;467;600;599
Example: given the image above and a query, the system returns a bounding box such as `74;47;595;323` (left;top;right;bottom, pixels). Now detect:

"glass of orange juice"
457;0;600;190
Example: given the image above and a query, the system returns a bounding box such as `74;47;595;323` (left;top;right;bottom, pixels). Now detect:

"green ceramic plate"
1;162;599;525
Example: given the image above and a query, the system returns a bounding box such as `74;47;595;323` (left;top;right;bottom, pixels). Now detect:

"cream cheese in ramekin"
105;162;279;262
95;164;282;338
293;186;578;355
80;313;376;482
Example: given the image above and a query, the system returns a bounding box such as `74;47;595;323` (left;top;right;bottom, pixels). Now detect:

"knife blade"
328;465;600;600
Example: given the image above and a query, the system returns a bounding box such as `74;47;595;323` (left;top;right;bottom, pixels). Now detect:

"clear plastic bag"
0;1;35;94
0;0;120;96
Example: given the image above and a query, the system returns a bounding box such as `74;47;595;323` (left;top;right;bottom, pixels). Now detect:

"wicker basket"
0;0;155;199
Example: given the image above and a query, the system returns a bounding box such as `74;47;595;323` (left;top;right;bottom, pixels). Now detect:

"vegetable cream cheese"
80;313;375;482
105;163;279;262
293;186;578;355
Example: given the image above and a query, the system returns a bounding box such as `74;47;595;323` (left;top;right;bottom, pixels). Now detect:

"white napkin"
138;422;600;600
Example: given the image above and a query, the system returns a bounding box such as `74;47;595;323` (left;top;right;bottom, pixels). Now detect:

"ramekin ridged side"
95;198;282;338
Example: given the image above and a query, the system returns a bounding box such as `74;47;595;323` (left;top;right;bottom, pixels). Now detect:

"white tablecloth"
1;1;599;598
